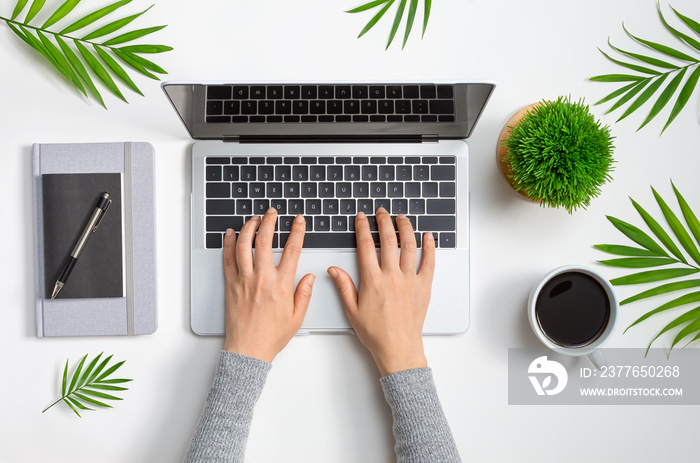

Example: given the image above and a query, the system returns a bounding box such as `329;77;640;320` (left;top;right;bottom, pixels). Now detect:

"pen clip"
93;199;112;232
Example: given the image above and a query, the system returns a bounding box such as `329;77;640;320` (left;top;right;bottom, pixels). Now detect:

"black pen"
51;192;112;299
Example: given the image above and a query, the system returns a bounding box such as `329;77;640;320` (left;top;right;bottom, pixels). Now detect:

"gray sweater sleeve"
184;351;271;463
380;367;462;463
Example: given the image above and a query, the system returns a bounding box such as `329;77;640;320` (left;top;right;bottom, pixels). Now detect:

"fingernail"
226;228;233;236
397;213;406;221
357;211;366;220
295;214;305;223
308;274;316;285
426;232;434;240
327;267;338;278
377;207;387;214
267;207;276;213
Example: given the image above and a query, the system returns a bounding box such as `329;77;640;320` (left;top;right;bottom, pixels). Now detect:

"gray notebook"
33;142;157;337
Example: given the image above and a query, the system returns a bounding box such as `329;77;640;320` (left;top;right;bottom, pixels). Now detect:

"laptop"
163;82;494;335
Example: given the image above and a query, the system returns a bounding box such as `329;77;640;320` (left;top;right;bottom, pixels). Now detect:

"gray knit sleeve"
184;351;271;463
380;367;461;463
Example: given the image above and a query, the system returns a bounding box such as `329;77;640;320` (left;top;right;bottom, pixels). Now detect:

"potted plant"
497;96;616;213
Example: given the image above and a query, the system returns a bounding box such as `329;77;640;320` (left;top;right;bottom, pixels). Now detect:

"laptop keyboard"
204;155;457;249
204;84;456;124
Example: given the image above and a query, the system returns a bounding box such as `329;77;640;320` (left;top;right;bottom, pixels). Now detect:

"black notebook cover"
42;173;124;299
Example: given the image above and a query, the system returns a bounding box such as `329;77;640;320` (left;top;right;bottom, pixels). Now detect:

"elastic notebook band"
124;142;135;335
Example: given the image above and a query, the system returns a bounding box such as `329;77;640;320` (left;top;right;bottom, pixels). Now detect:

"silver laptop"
163;82;494;335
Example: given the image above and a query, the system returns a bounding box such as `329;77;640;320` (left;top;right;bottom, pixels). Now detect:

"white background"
2;0;700;461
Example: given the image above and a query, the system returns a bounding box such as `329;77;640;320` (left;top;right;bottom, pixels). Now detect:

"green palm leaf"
42;353;131;418
591;3;700;134
346;0;432;49
595;182;700;356
1;0;170;108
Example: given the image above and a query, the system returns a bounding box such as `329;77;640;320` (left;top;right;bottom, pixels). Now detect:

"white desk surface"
2;0;700;461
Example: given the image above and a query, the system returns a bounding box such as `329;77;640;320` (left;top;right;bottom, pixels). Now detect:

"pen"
51;192;112;299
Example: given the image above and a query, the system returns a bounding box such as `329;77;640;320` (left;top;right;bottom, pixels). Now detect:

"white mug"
528;265;618;369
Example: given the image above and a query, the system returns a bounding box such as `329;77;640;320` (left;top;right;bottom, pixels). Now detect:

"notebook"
163;82;494;335
32;142;158;337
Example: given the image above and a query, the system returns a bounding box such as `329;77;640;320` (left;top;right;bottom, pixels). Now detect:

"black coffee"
535;271;610;347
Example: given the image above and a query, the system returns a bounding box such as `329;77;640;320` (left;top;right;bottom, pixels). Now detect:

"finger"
278;215;306;275
254;208;278;266
223;228;238;280
376;207;399;270
327;267;359;314
354;212;380;274
293;273;316;325
236;215;261;274
396;214;418;274
417;232;436;285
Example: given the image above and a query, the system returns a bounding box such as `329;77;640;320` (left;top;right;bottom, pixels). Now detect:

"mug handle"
588;350;608;370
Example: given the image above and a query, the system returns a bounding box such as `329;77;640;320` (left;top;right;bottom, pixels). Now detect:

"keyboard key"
427;199;456;214
344;165;360;181
232;116;248;123
254;199;269;214
378;100;394;114
206;101;222;115
440;233;456;248
387;157;403;164
258;166;273;181
306;199;322;214
421;115;438;122
284;182;300;198
379;164;394;180
251;116;266;123
328;100;342;114
206;157;230;165
392;199;408;214
300;233;357;248
362;165;377;180
439;115;455;122
319;183;335;197
413;165;429;180
240;166;256;181
370;156;386;164
440;182;456;197
206;183;229;198
336;183;352;197
403;86;419;98
208;86;232;99
249;183;266;198
323;199;339;214
370;182;386;197
268;86;283;99
241;101;257;114
336;115;351;122
430;100;454;114
374;198;391;212
250;86;265;98
418;215;455;231
352;86;368;99
293;101;308;114
344;100;360;114
206;233;223;248
387;86;402;98
279;216;294;231
336;157;352;164
302;86;317;99
412;100;429;114
370;115;386;122
409;199;425;214
293;165;308;180
405;182;421;197
420;85;436;99
301;183;317;197
207;216;244;232
332;216;347;231
206;166;222;181
437;85;454;98
270;199;286;214
327;165;343;180
340;199;356;214
396;166;412;180
431;165;456;180
319;157;334;164
387;115;403;122
405;115;420;122
285;86;300;99
310;165;325;180
310;101;326;114
354;114;370;122
388;182;403;197
369;86;385;98
336;86;351;98
289;199;304;214
395;100;412;114
258;100;274;114
236;199;252;214
224;101;240;115
275;165;291;181
232;86;249;99
423;156;438;164
319;86;334;98
231;183;248;197
315;216;331;231
207;199;235;215
423;182;438;197
353;182;369;197
267;183;283;198
358;199;373;214
366;215;378;231
276;101;292;114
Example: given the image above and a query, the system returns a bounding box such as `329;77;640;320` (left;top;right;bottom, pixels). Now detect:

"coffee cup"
528;265;618;369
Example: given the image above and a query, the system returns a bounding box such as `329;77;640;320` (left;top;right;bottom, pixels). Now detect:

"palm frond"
42;353;132;417
346;0;432;49
590;2;700;134
1;0;171;108
595;182;700;356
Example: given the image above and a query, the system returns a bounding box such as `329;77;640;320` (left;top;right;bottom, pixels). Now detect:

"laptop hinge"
226;135;424;144
421;134;439;143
